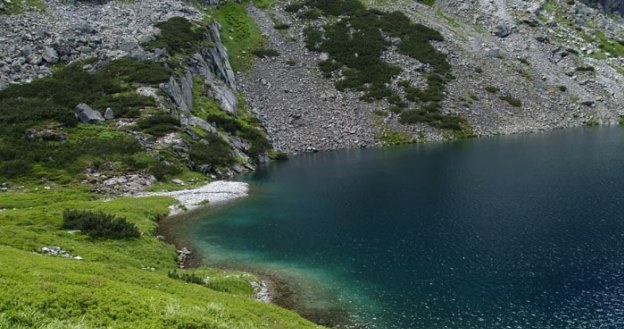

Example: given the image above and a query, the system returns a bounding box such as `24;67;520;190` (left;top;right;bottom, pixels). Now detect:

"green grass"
1;0;45;14
376;129;413;145
209;2;266;72
0;246;322;329
0;187;323;328
253;0;276;8
595;31;624;58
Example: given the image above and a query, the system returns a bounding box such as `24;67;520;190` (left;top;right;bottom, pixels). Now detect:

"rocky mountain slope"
240;0;624;152
583;0;624;15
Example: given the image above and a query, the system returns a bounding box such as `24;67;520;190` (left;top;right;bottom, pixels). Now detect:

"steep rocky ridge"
0;0;279;192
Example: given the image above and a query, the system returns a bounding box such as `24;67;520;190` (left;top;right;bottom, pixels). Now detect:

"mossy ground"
208;1;267;72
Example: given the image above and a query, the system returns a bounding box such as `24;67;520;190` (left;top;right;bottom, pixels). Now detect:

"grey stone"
494;23;513;38
104;107;115;120
161;72;193;112
42;47;59;64
74;103;105;124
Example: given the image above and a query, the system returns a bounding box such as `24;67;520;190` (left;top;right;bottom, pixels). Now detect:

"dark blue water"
185;127;624;329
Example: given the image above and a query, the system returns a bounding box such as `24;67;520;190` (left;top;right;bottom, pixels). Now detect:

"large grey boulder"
75;103;105;123
104;107;115;120
42;47;59;64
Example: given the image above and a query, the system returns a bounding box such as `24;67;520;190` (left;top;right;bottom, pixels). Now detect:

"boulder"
42;47;59;64
104;107;115;120
494;23;513;38
74;103;105;124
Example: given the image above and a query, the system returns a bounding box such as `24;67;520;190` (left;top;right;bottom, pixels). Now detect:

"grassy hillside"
0;186;323;328
0;3;319;328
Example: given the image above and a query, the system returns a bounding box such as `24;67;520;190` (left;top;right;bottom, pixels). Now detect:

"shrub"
62;210;141;239
143;17;207;56
137;113;180;137
485;85;499;93
576;66;595;72
252;48;280;58
558;85;567;92
189;134;235;167
273;23;290;30
499;94;522;107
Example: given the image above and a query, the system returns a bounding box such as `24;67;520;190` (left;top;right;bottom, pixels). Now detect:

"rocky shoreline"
133;180;249;215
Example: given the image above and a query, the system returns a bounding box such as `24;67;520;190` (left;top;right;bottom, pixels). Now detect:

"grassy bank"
0;185;324;328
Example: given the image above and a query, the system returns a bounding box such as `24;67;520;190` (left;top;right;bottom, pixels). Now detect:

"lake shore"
151;181;357;328
133;180;250;216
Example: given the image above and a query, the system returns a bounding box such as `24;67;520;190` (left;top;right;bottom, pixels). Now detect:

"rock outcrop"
74;103;105;124
163;22;239;114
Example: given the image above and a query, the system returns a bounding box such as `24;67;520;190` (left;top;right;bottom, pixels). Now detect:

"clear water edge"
175;127;624;329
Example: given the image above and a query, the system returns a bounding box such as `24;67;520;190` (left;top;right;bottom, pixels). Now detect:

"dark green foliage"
499;94;522;107
303;27;323;51
298;8;322;19
475;67;483;73
143;17;208;56
558;85;568;92
485;85;500;93
100;58;171;84
252;48;280;58
297;0;464;130
273;23;290;30
399;109;468;131
304;0;365;15
318;60;342;77
149;161;182;181
137;113;180;137
204;113;271;160
62;210;141;239
576;65;595;72
566;48;579;55
189;134;235;167
284;2;306;12
92;93;155;118
420;0;436;6
269;151;288;161
0;58;170;181
0;59;167;134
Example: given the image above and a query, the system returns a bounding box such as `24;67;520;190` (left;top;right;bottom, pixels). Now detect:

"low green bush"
143;17;208;56
137;113;180;137
499;94;522;107
252;48;280;58
485;85;500;93
62;210;141;239
189;134;236;167
274;23;290;30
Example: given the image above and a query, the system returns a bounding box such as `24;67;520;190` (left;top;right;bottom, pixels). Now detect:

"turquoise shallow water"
183;127;624;329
